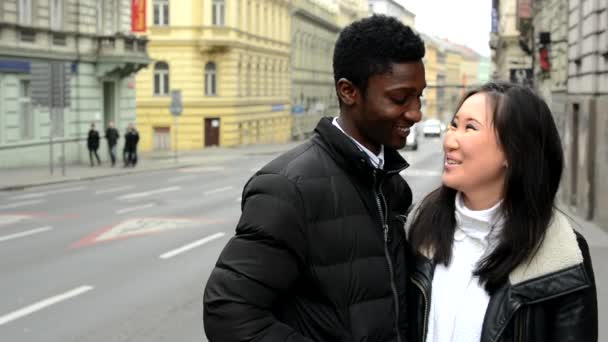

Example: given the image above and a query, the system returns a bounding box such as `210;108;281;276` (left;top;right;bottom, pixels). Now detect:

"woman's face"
442;93;507;202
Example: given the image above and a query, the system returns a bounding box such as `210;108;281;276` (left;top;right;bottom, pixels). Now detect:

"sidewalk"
0;141;301;191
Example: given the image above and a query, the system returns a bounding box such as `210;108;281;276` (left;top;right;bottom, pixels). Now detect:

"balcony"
96;34;150;77
97;34;149;60
196;26;237;53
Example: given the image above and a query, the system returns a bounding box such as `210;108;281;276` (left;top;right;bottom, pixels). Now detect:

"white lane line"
204;186;234;196
95;185;135;195
117;186;181;200
0;199;44;210
168;175;196;183
160;232;226;260
400;169;442;177
116;203;156;215
0;226;52;243
11;186;86;200
0;285;94;326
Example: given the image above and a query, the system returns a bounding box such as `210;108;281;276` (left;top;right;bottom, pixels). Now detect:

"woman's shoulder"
510;211;587;286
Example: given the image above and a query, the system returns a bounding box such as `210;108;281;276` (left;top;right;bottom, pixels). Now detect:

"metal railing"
0;137;84;176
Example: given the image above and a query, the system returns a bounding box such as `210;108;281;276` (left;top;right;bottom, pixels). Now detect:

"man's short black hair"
333;15;425;96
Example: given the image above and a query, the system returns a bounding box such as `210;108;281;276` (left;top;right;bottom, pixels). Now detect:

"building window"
18;0;32;25
19;80;33;140
205;62;217;96
50;0;63;30
154;62;170;95
246;64;251;96
212;0;225;26
153;0;169;26
97;0;104;33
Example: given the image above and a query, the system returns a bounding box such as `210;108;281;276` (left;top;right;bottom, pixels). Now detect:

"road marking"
95;185;135;195
400;169;442;177
0;199;44;210
116;203;156;214
117;186;181;200
179;166;225;173
0;215;29;227
204;186;234;196
168;175;196;183
160;232;226;259
11;186;86;200
0;285;94;326
0;226;52;243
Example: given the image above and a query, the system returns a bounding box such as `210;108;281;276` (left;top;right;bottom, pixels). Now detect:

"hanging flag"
132;0;146;32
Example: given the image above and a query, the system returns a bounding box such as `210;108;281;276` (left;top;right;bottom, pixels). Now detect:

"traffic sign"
170;89;182;116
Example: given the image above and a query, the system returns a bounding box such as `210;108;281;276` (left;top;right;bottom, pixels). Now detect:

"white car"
404;125;418;150
422;119;442;137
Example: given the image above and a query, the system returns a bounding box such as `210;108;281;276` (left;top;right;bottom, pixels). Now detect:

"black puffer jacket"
407;211;598;342
204;117;413;341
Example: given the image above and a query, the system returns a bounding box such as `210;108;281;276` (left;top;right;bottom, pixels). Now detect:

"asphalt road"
0;135;605;341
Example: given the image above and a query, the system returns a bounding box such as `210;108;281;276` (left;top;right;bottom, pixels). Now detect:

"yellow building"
136;0;292;152
419;33;439;119
334;0;370;27
444;46;463;116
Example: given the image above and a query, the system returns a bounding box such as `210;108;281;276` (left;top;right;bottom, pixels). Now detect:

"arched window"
154;61;170;95
205;62;217;96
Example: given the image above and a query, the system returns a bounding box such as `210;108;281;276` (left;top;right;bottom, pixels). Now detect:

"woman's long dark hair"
408;82;565;293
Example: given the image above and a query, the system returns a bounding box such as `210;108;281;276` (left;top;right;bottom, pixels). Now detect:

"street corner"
70;217;224;249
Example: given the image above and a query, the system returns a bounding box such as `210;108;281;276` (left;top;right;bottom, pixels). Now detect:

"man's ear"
336;78;359;106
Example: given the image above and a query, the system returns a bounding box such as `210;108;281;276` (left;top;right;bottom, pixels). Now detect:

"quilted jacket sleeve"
203;173;313;342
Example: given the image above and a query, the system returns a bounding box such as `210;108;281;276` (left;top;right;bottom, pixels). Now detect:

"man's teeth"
446;159;461;165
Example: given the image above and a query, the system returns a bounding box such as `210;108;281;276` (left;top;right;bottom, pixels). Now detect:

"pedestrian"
203;15;426;342
124;123;139;167
407;82;597;342
105;121;120;167
87;123;101;167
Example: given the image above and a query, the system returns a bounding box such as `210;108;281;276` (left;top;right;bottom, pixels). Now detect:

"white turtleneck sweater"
426;192;504;342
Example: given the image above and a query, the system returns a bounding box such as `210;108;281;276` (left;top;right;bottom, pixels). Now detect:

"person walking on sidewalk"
87;123;101;167
105;121;120;167
203;15;426;342
123;123;139;167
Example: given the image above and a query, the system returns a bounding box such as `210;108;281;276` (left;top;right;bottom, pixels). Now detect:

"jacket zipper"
373;170;402;342
516;306;527;342
411;276;429;342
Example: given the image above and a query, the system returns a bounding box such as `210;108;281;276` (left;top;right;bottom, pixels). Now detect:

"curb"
0;143;301;192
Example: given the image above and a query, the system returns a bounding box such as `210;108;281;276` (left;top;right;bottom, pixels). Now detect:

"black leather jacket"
407;212;598;342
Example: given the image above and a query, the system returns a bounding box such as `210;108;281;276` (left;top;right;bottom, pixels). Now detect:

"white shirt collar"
332;117;385;170
454;192;504;244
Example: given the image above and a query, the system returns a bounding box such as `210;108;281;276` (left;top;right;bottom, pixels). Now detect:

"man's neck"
336;116;381;155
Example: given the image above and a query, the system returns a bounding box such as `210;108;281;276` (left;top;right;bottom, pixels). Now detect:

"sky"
399;0;492;57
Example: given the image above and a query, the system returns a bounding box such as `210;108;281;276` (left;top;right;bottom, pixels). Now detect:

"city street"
0;136;605;341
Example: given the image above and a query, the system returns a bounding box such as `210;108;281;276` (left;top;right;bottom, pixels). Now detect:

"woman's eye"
466;124;478;131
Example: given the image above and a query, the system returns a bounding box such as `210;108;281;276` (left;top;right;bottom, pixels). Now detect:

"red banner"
131;0;146;32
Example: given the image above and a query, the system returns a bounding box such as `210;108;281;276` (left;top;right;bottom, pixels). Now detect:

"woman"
407;82;597;342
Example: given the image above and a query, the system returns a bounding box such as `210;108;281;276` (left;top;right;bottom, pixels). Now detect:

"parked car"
422;119;442;137
404;125;418;150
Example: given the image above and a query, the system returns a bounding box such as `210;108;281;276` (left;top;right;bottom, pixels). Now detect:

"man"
105;121;120;167
204;15;426;342
87;123;101;167
123;123;139;167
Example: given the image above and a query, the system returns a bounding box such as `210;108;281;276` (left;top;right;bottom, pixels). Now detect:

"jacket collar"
509;211;589;302
313;117;409;178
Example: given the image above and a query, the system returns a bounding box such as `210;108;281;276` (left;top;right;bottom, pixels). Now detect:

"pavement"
0;142;302;191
